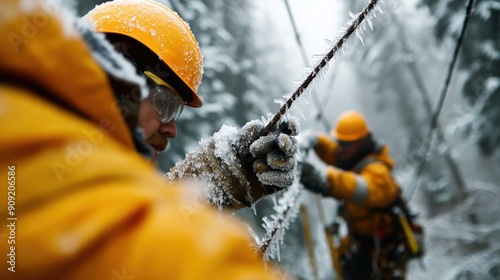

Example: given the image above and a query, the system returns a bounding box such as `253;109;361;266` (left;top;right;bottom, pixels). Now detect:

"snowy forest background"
74;0;500;279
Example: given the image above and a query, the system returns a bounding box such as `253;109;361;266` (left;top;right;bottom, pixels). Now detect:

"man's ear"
107;73;142;133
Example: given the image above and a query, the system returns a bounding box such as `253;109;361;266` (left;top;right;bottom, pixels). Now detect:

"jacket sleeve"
324;162;399;208
313;133;338;165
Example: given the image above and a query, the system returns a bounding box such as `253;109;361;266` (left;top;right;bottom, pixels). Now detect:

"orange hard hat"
332;111;370;142
83;0;203;107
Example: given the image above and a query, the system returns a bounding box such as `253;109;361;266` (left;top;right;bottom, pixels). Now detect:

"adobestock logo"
7;0;63;54
51;119;116;182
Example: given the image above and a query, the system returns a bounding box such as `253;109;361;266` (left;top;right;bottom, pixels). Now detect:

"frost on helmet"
82;0;204;107
165;116;300;210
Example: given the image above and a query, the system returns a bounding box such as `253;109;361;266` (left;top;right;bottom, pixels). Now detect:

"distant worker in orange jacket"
82;0;299;210
300;111;410;280
0;0;293;279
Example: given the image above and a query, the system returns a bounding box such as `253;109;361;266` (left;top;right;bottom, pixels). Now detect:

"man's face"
136;69;186;156
337;139;364;161
138;95;177;155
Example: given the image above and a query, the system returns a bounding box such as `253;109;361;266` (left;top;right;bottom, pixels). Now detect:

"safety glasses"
143;71;185;123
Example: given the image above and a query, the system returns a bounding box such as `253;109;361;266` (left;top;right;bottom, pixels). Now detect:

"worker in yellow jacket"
82;0;299;210
0;0;293;278
300;111;407;280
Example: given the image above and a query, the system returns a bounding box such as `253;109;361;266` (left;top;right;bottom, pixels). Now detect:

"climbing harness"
341;156;425;279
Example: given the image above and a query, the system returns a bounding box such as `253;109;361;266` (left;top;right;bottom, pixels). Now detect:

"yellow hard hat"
332;111;370;142
83;0;203;107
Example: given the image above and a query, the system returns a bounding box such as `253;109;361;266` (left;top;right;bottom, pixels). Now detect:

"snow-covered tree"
420;0;500;160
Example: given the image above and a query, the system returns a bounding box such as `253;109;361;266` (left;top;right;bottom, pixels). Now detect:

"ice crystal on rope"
257;181;302;262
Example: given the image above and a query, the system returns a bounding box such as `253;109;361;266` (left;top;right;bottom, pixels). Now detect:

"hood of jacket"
0;0;147;150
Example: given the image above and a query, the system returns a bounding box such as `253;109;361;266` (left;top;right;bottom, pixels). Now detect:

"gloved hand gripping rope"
166;117;299;209
169;0;382;258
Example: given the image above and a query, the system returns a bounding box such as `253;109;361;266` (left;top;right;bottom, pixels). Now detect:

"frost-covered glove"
166;117;300;209
300;161;329;196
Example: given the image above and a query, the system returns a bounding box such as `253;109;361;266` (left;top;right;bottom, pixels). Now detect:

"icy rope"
264;0;382;136
257;180;302;261
410;0;477;201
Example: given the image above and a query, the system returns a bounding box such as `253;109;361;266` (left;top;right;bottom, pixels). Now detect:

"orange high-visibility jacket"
314;134;400;237
0;1;280;279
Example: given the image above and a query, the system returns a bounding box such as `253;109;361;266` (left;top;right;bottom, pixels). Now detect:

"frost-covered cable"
257;182;302;260
392;13;467;198
410;0;476;200
261;0;381;136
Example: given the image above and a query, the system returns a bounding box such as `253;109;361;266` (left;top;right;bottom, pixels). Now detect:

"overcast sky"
253;0;363;130
255;0;344;72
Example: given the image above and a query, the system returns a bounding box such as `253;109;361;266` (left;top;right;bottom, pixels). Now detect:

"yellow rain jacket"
314;134;400;237
0;1;280;279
